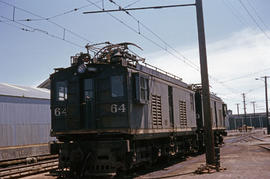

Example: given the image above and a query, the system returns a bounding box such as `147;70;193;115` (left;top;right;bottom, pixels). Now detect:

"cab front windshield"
111;75;124;98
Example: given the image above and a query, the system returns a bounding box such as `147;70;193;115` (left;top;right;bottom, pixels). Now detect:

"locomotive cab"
50;43;149;176
50;63;130;134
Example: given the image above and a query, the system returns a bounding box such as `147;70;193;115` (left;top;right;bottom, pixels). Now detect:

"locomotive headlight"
77;64;86;73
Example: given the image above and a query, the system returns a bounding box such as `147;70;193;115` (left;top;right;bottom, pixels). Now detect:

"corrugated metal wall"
0;96;53;147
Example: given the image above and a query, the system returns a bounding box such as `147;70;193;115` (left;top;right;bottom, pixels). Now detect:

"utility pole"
256;76;270;134
236;103;240;116
251;101;256;127
259;115;262;128
251;101;256;116
196;0;215;165
237;103;240;128
242;93;247;127
264;76;270;134
235;103;240;130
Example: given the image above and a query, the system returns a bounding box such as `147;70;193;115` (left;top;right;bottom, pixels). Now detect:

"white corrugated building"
0;83;53;158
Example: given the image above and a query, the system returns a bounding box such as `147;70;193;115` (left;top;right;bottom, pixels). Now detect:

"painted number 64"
111;104;126;113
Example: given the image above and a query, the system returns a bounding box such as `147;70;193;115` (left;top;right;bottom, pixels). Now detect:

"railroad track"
0;158;58;179
258;145;270;151
227;134;251;143
227;133;265;143
227;133;270;152
250;135;265;141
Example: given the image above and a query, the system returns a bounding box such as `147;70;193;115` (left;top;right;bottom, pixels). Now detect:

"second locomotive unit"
50;42;227;177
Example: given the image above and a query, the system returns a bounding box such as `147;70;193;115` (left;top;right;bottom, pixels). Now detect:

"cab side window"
134;73;149;104
56;81;67;101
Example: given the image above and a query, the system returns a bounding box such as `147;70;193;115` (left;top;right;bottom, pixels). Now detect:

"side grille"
179;100;187;127
152;95;162;128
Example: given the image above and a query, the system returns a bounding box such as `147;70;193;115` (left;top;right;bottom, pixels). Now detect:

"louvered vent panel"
152;95;162;128
179;101;187;127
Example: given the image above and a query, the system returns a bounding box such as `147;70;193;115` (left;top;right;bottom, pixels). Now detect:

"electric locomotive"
50;42;227;177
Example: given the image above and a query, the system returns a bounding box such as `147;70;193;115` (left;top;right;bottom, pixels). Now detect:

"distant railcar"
50;43;227;177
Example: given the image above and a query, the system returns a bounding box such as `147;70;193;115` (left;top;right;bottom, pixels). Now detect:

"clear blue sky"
1;0;270;114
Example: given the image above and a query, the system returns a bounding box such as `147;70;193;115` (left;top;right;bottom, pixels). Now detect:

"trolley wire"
0;16;84;48
0;0;95;44
220;67;270;83
245;85;265;94
91;0;243;96
124;0;142;8
238;0;270;41
222;0;270;42
48;3;99;20
16;0;102;21
85;0;199;72
85;0;243;97
246;0;270;31
107;0;200;71
222;0;249;26
0;18;27;30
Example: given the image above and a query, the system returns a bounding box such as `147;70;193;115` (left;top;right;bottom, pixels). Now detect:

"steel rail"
0;159;58;178
0;154;58;167
258;145;270;151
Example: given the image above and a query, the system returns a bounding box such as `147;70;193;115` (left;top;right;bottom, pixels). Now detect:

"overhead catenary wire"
16;0;102;21
246;0;270;31
85;0;200;72
84;0;243;97
0;18;29;30
107;0;200;71
245;85;265;94
48;3;98;20
124;0;142;8
222;0;249;26
222;0;270;43
238;0;270;41
210;76;242;94
0;16;84;48
220;67;270;83
106;1;242;97
0;0;95;44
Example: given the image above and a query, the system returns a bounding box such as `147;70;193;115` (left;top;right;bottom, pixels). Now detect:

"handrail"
142;62;182;81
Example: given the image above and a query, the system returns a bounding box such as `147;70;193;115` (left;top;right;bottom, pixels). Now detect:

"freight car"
50;42;227;177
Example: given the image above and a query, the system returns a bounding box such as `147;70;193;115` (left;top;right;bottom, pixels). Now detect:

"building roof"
0;83;50;99
37;78;50;89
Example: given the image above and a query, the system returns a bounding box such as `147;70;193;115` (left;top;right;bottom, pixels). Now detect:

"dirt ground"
135;129;270;179
23;129;270;179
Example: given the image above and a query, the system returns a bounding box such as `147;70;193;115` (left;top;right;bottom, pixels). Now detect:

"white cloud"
143;28;270;114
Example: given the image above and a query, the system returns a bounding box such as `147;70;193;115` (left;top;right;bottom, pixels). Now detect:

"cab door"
66;78;81;130
82;78;96;129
